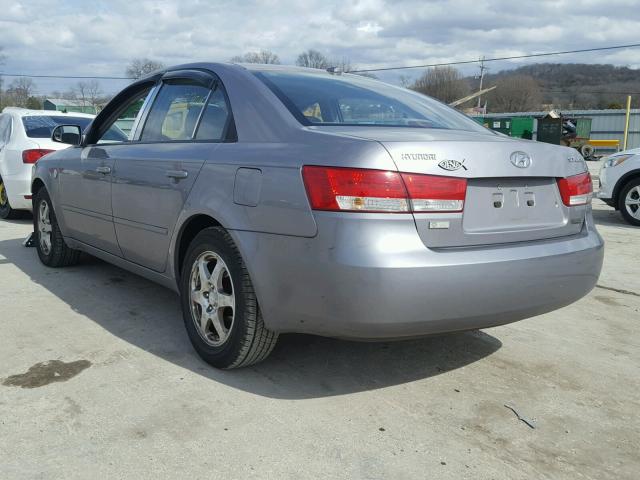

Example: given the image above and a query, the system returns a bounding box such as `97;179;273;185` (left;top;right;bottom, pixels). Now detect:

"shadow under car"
0;236;502;399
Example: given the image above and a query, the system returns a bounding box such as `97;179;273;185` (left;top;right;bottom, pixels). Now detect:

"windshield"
253;70;487;132
22;116;93;138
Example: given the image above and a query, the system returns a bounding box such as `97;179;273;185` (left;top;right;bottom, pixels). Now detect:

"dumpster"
485;117;511;135
510;117;535;139
537;116;563;145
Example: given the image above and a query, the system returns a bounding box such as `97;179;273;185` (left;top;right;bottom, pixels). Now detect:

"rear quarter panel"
179;135;396;236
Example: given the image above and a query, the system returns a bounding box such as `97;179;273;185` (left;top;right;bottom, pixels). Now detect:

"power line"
1;42;640;80
349;43;640;73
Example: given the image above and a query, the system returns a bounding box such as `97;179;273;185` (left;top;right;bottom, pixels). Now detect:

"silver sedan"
30;63;604;368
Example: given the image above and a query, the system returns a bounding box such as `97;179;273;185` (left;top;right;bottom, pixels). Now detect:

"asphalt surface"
1;161;638;479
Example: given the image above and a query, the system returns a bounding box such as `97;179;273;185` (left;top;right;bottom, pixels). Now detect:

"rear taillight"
302;166;467;213
22;149;54;164
557;172;593;206
302;166;409;212
401;173;466;212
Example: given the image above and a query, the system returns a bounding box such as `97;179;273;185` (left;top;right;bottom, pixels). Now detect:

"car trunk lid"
316;127;589;247
386;135;588;247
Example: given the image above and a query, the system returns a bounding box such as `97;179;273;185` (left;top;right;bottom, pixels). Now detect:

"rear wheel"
180;227;278;369
0;176;19;219
618;178;640;226
34;188;81;267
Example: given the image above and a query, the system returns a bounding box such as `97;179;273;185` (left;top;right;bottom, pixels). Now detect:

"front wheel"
180;227;278;369
618;178;640;227
33;188;81;267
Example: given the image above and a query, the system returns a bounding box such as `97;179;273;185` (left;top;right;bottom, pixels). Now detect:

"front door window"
96;88;154;144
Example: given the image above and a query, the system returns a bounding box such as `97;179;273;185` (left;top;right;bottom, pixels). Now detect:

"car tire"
618;178;640;226
33;188;81;267
180;227;278;369
0;176;20;220
580;144;594;159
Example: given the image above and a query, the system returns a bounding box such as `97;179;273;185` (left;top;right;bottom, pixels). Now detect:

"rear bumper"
232;212;604;339
2;172;33;211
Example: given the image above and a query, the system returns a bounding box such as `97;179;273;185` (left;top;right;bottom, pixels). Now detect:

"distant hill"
472;63;640;111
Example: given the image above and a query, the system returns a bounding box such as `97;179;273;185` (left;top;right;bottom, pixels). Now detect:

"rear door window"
194;87;231;141
140;82;210;142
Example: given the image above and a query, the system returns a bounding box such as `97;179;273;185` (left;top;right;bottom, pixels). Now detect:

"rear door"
110;70;231;272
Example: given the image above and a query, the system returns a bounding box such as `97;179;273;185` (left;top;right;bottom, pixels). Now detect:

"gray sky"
1;0;639;95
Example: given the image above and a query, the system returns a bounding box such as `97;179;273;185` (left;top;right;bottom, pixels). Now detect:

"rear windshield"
22;116;93;138
253;70;487;132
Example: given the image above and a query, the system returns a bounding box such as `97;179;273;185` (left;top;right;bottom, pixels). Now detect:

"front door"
58;146;118;254
110;72;230;273
59;83;156;255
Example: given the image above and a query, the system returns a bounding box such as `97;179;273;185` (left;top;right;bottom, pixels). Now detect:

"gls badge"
438;159;467;171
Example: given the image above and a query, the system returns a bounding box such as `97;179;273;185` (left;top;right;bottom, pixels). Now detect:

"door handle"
166;170;188;180
96;166;111;174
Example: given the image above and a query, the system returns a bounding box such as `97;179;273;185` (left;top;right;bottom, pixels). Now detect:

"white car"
597;147;640;226
0;108;95;218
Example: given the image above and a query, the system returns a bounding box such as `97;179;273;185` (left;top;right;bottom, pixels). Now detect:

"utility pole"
623;95;632;150
476;56;488;110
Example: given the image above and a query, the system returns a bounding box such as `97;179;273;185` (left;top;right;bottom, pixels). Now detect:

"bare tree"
74;82;88;106
411;66;469;104
74;80;102;109
85;80;103;108
62;89;77;101
230;50;280;64
126;58;165;79
296;49;329;69
486;75;541;112
7;77;36;107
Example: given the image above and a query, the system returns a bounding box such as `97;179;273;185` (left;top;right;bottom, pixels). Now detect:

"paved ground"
1;162;638;479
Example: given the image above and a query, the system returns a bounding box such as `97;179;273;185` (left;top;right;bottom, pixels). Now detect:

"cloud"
0;0;639;93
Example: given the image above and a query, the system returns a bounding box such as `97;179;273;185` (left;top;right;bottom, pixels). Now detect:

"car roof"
234;63;335;74
137;62;339;81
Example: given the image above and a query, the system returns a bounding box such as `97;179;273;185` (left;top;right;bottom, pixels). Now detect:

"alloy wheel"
38;200;53;255
0;181;7;208
189;251;236;347
625;186;640;220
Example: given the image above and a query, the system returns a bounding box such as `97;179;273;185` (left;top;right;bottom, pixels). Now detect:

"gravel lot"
1;161;638;479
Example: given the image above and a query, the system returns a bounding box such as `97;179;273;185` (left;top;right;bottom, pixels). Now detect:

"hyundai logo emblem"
510;151;532;168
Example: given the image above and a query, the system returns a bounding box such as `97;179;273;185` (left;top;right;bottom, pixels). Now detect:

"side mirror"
52;125;82;146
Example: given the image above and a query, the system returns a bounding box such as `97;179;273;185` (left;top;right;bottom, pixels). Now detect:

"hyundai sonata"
30;63;604;368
